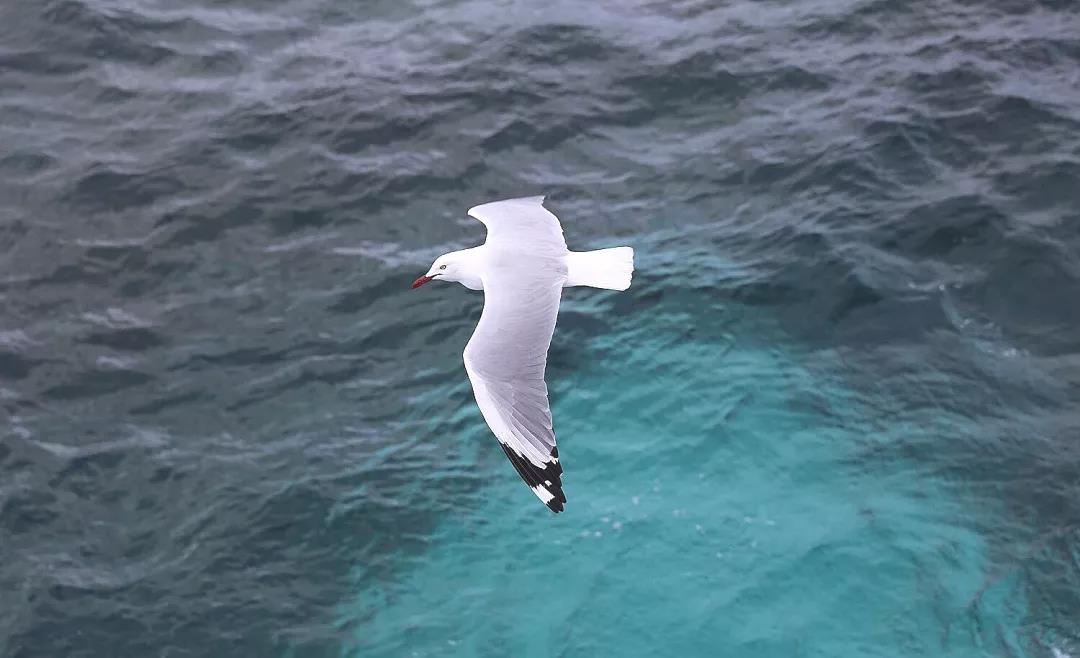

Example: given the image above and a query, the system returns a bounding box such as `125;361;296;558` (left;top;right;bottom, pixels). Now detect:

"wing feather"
463;249;567;513
467;196;567;256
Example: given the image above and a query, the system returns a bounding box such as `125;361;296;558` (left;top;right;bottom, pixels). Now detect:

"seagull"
412;196;634;513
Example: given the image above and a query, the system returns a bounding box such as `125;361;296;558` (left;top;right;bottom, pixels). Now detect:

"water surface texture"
2;0;1080;656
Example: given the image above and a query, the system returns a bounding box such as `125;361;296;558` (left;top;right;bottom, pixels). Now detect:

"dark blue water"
2;0;1080;656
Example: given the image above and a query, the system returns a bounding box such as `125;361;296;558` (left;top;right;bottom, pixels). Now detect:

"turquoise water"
3;0;1080;656
342;246;1033;656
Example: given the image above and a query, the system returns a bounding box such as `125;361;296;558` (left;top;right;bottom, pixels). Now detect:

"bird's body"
412;196;634;513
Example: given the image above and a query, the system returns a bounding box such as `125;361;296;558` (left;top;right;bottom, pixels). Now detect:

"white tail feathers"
565;247;635;291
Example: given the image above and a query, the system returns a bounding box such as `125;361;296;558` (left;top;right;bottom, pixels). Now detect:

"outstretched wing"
467;196;567;256
463;254;567;513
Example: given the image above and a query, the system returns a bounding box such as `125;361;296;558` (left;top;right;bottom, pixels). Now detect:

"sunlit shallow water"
342;247;1035;657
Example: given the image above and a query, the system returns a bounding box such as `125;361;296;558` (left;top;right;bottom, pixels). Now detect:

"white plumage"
412;196;634;513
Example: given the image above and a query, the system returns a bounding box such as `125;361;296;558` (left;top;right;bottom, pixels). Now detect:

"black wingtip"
499;443;566;514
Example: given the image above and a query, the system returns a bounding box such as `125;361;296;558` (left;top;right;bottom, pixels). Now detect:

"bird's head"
412;250;472;289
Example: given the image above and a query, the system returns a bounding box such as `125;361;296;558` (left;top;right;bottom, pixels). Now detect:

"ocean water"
3;0;1080;656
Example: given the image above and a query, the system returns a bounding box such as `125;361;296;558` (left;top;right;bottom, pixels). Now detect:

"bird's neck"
455;246;485;291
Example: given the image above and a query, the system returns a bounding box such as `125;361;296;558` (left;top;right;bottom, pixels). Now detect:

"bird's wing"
463;261;566;513
467;196;567;255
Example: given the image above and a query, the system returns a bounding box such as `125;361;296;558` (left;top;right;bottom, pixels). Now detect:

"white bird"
412;196;634;513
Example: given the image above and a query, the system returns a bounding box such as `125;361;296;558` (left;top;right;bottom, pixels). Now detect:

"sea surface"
2;0;1080;656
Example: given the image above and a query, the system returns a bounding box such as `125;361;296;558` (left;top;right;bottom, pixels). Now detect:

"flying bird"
412;196;634;513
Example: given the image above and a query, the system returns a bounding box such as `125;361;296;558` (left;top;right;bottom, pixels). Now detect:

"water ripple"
3;0;1080;655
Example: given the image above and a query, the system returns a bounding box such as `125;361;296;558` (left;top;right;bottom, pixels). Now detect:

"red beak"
411;274;434;289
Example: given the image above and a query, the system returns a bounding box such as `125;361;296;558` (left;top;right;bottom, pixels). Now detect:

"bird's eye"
439;265;447;270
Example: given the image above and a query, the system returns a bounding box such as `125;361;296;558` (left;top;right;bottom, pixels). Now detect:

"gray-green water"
2;0;1080;656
